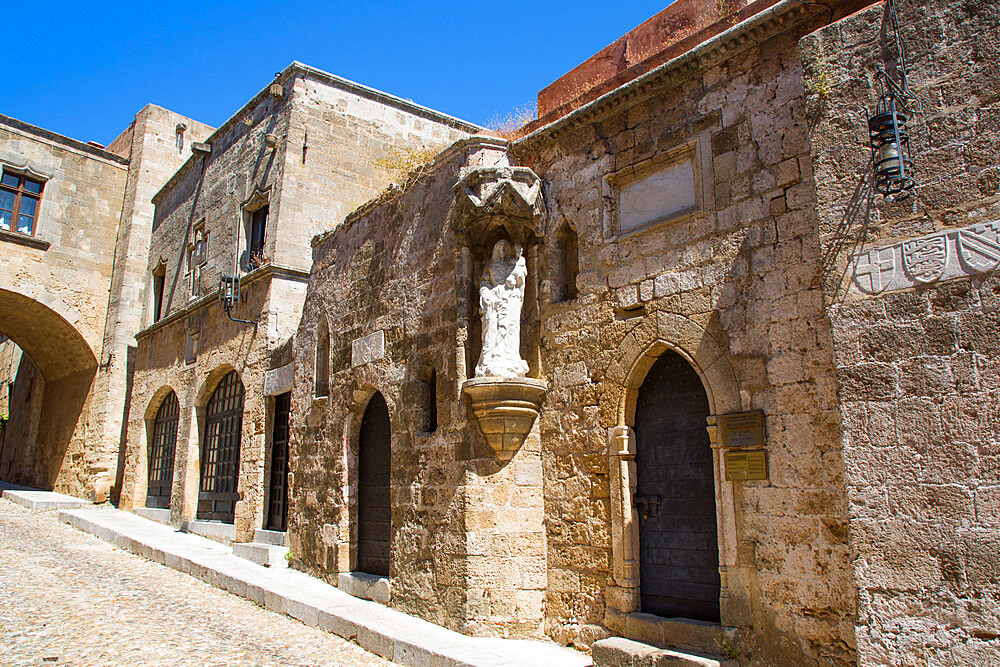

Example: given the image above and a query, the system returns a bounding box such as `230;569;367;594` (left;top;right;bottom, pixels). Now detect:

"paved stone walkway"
0;498;395;666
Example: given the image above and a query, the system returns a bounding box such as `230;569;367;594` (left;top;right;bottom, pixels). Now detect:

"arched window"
147;391;179;509
198;370;244;523
315;319;330;398
550;223;579;302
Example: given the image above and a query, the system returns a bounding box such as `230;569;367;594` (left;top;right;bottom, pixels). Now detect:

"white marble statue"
475;240;529;379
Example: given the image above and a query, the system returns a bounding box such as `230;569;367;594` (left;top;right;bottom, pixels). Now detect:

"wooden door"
266;392;290;531
634;351;720;622
198;371;244;523
357;392;390;576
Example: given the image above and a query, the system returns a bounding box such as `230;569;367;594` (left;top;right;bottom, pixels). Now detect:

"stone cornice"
515;0;875;149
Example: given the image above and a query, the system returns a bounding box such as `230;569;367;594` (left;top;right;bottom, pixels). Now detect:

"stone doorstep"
56;508;591;667
133;507;170;525
613;612;734;657
0;488;93;511
338;571;391;604
592;637;734;667
254;528;289;546
180;519;236;545
233;542;289;569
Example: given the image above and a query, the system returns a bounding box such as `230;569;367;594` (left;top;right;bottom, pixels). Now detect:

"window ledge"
0;228;48;250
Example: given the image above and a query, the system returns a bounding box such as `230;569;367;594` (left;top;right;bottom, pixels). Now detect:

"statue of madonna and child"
474;239;530;379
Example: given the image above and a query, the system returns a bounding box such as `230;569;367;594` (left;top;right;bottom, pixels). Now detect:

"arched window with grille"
198;370;244;523
146;391;179;509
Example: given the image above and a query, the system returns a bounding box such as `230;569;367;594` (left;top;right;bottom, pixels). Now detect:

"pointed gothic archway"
357;391;391;576
146;390;179;509
198;370;244;523
634;349;720;622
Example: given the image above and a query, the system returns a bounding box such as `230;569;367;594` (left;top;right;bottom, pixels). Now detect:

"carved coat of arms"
852;247;896;295
903;236;947;284
957;222;1000;274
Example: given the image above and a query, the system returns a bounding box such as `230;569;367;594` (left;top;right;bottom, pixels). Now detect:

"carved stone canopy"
452;166;545;247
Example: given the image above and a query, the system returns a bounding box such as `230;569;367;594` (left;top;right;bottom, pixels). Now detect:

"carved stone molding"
851;221;1000;295
452;166;545;247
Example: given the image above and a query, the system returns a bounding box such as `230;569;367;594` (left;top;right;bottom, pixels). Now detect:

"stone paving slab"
58;507;591;667
1;485;93;510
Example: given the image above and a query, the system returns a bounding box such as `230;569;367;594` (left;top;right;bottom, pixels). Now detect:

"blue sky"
4;1;671;146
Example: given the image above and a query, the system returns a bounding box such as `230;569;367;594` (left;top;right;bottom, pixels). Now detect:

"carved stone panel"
850;221;1000;295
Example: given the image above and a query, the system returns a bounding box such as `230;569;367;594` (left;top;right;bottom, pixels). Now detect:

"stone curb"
57;507;591;667
1;487;94;511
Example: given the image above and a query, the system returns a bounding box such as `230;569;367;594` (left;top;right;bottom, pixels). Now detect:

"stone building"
116;62;477;543
0;107;211;500
283;0;1000;664
2;0;999;664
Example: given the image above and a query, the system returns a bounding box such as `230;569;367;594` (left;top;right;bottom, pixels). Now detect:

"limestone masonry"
1;0;998;664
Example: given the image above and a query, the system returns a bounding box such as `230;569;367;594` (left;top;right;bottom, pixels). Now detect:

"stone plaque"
263;362;294;396
718;411;765;448
351;330;385;367
724;450;767;481
619;157;697;233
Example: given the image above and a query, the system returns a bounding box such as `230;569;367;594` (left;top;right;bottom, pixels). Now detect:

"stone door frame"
600;311;742;633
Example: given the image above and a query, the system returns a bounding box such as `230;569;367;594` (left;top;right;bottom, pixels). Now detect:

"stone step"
133;507;170;525
253;528;289;546
233;542;289;568
1;488;92;511
180;519;236;545
593;637;734;667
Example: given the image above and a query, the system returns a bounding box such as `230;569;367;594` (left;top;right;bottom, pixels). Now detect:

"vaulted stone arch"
0;288;99;493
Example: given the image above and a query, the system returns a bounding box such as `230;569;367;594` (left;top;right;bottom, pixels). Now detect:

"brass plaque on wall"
724;450;768;481
718;411;765;448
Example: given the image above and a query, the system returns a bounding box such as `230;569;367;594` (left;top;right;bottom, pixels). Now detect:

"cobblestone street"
0;499;395;666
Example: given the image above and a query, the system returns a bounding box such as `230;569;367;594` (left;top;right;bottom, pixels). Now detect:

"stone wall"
290;138;552;637
805;0;1000;663
0;116;129;497
122;63;476;543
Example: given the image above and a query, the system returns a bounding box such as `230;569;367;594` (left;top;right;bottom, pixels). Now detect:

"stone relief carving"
851;221;1000;295
351;330;384;367
475;240;529;378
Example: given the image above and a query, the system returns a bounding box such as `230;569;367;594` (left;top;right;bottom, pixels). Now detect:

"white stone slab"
351;330;385;367
1;488;91;511
619;158;696;233
264;362;294;396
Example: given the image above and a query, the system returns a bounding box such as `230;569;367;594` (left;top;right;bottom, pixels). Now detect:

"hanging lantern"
865;0;920;203
868;89;914;201
219;274;240;313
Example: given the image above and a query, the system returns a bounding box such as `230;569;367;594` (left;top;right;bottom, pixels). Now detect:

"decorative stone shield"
957;222;1000;274
902;236;947;284
852;247;896;295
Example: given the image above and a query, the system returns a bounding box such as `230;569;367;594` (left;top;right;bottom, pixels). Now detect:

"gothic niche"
452;165;547;460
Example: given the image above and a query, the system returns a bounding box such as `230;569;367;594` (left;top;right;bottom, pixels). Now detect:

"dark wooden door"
266;392;290;531
198;371;244;523
146;392;179;509
357;392;390;576
634;350;720;622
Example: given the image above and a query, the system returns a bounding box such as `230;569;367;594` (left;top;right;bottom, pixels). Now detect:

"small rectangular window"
0;170;44;236
248;206;268;270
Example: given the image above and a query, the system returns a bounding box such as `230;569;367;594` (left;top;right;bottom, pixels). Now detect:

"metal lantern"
868;87;914;201
866;0;920;203
219;274;240;313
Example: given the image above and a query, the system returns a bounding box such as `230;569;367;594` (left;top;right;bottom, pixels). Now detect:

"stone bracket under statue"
453;164;548;460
